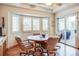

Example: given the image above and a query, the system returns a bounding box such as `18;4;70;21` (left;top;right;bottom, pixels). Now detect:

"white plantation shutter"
12;14;19;32
23;16;32;31
42;18;49;31
33;17;40;31
58;18;65;32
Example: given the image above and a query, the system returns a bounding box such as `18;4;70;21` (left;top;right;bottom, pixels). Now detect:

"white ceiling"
1;3;79;13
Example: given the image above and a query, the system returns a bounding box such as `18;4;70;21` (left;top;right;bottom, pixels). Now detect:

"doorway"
57;15;77;47
57;15;77;56
66;15;77;47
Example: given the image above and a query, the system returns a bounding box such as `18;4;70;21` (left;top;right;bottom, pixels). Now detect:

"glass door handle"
74;30;77;33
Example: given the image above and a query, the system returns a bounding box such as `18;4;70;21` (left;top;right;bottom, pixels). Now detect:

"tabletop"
27;35;48;41
27;35;59;41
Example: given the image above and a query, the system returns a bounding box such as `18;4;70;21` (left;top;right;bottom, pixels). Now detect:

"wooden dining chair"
34;46;43;56
15;37;34;56
42;37;59;56
56;33;63;48
47;37;59;56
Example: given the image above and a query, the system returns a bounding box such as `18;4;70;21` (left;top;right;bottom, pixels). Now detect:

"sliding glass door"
57;15;77;47
57;18;66;43
57;18;66;56
66;16;77;47
57;15;77;56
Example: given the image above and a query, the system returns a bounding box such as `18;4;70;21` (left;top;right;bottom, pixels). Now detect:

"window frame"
11;14;20;33
22;16;32;32
32;17;41;32
11;13;50;34
42;17;49;32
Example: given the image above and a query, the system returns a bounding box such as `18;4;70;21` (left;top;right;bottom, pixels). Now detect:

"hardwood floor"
6;43;79;56
6;45;20;56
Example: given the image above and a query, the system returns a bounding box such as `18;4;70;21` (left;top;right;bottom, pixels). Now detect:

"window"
11;13;50;33
33;17;40;31
58;18;65;32
23;16;32;31
66;16;76;30
12;14;19;32
42;18;49;31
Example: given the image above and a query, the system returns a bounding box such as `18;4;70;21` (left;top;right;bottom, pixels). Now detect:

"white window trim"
11;14;20;33
11;13;50;34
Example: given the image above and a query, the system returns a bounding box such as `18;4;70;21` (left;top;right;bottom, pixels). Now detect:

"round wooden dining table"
27;35;48;51
27;35;59;51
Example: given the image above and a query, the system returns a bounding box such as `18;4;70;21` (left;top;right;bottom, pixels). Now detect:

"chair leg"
47;51;57;56
28;50;34;56
54;53;56;56
56;46;61;49
20;52;27;56
26;50;29;56
47;50;49;56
